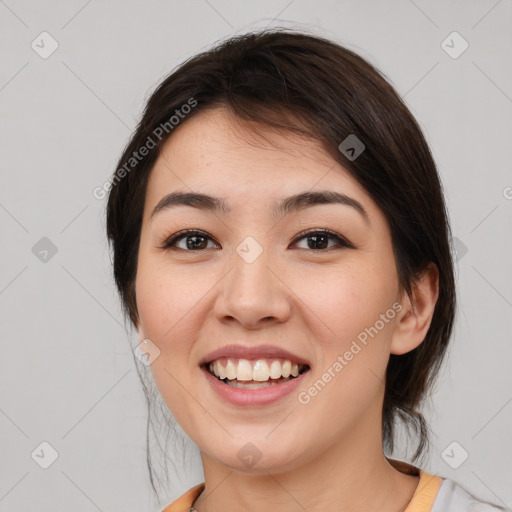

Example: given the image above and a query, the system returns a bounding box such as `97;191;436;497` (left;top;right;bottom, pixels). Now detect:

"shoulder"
161;483;205;512
433;478;511;512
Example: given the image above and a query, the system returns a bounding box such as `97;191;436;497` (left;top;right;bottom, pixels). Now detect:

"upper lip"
200;344;311;367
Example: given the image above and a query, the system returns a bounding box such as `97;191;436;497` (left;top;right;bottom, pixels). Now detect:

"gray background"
1;0;511;510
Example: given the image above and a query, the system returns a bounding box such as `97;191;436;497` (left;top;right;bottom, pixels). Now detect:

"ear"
390;263;439;355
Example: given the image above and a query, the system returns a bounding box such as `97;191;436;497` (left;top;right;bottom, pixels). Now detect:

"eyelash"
157;228;355;252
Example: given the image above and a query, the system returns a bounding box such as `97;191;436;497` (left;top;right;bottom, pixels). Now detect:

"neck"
193;402;420;512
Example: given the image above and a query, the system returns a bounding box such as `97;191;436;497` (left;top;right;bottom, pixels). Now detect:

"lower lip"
202;367;308;406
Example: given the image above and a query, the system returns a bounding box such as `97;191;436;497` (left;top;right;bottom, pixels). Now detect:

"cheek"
292;259;398;347
135;256;208;344
134;256;222;393
304;257;398;387
134;260;204;419
292;257;399;408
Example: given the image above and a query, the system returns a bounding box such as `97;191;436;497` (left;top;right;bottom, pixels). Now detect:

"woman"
105;29;508;512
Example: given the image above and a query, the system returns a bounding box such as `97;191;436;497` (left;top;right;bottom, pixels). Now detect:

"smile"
207;358;310;389
200;344;311;405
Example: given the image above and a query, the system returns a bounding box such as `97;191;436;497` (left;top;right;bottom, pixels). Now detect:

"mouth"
202;358;311;389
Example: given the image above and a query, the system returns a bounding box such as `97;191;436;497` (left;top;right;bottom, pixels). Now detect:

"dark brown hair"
105;28;456;496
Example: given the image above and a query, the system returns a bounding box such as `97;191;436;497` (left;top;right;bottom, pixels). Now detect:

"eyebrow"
150;190;369;223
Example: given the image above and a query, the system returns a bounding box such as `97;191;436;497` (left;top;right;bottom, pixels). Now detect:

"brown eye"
291;229;354;251
158;230;218;251
158;228;354;252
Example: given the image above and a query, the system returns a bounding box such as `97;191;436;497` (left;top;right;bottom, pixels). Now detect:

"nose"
213;246;292;330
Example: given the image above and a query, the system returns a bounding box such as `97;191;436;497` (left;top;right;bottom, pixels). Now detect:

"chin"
201;435;303;475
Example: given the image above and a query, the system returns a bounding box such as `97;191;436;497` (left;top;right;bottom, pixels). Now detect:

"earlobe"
390;263;439;356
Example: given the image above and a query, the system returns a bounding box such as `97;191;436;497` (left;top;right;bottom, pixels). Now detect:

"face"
135;107;405;474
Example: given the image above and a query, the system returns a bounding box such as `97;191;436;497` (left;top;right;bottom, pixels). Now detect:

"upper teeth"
208;358;304;381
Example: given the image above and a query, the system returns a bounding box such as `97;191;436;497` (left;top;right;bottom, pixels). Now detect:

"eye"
158;228;354;252
157;229;219;251
290;229;354;251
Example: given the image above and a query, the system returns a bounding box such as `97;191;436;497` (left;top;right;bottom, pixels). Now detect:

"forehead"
144;107;374;218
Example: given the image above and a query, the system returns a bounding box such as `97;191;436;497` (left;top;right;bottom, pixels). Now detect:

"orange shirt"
162;468;443;512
